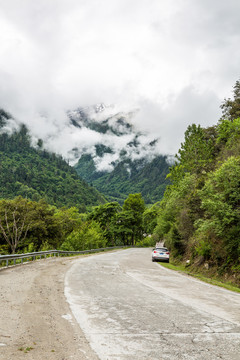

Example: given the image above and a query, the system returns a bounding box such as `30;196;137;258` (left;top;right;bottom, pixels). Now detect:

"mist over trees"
0;119;105;210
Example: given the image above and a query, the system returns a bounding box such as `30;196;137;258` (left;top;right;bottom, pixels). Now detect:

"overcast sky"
0;0;240;160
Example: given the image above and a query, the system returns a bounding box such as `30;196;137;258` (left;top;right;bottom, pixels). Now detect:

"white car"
152;247;170;263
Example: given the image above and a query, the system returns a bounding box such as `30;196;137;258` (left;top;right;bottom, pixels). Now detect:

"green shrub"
136;236;155;247
195;239;212;259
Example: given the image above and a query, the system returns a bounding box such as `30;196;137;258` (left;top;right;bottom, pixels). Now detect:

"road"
65;248;240;360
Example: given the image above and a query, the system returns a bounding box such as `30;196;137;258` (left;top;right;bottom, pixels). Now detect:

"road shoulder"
0;256;99;360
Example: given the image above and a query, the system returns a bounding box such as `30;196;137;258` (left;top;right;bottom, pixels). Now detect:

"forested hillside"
152;80;240;285
0;110;105;211
75;154;170;204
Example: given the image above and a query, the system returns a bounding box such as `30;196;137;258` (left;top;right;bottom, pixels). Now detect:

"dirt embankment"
0;256;99;360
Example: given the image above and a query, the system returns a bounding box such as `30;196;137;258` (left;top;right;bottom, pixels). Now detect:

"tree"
153;173;197;255
0;197;65;253
176;124;215;176
26;200;61;251
53;206;82;243
122;193;145;245
111;210;135;246
87;202;121;245
217;118;240;148
197;156;240;264
0;197;34;253
220;80;240;121
142;203;160;235
61;220;106;251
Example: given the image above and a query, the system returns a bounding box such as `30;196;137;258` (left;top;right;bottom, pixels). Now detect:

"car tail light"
166;252;170;255
154;251;157;253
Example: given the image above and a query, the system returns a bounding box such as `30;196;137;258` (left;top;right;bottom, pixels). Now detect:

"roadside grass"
159;262;240;294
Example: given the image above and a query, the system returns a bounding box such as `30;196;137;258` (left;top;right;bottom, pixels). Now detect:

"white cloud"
0;0;239;160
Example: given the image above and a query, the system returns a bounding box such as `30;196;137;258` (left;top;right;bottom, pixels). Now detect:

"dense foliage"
0;194;155;254
87;193;149;247
153;80;240;284
0;114;105;210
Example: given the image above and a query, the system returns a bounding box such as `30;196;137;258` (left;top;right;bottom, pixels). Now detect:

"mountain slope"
0;105;171;205
70;105;170;204
0;110;105;210
75;151;170;204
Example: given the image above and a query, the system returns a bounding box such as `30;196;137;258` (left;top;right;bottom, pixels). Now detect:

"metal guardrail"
0;246;126;267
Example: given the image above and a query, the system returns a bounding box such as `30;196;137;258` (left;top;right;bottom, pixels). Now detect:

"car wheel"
152;258;155;262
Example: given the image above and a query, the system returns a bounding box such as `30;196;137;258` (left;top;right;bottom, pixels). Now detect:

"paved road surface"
65;248;240;360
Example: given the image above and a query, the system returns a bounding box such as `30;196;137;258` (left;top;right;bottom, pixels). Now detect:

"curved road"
65;248;240;360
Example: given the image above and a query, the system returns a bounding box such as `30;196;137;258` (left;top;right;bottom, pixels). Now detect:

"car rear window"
155;248;168;252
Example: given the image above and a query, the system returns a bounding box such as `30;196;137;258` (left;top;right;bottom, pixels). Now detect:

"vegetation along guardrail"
0;246;126;268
